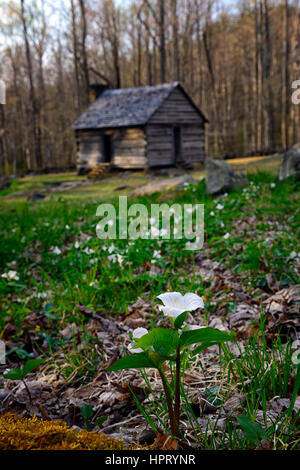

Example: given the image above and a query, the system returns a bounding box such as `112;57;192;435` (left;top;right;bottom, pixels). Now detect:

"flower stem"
174;347;181;426
22;379;32;406
158;366;180;438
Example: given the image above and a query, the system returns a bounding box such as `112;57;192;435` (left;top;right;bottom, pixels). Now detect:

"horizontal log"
147;144;173;151
114;141;146;149
114;156;147;162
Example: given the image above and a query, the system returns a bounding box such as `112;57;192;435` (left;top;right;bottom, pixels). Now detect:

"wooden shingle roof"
72;82;207;130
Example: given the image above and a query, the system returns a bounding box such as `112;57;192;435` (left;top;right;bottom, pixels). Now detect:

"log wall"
76;127;147;170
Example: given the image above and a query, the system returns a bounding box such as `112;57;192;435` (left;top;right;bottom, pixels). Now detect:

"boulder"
132;174;196;197
205;157;248;196
0;175;14;191
27;191;46;201
278;144;300;181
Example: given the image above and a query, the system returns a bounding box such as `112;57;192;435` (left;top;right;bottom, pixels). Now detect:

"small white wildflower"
84;247;94;255
108;244;115;254
52;246;61;255
153;250;162;259
108;253;123;265
224;232;230;240
1;270;19;281
216;203;224;210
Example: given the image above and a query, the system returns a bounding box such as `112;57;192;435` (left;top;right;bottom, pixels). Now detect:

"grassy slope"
0;154;281;202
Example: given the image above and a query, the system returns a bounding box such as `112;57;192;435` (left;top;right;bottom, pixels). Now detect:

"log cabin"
72;82;208;172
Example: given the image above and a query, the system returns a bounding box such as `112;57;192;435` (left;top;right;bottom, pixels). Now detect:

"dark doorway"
173;126;182;164
102;134;112;163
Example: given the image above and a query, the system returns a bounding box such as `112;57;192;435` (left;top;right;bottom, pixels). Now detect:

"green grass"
0;163;299;450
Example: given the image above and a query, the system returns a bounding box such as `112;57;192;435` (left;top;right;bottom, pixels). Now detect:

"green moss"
0;413;148;450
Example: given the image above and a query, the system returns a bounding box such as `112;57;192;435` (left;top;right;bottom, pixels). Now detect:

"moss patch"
0;413;147;450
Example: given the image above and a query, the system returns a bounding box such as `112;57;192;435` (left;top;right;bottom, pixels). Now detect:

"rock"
27;191;46;201
278;144;300;181
132;175;196;197
0;176;13;191
152;168;170;177
205;158;248;196
114;185;130;191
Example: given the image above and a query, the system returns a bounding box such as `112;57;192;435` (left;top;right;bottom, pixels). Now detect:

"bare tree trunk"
263;0;275;152
79;0;90;106
71;0;81;111
0;104;8;174
171;0;180;81
111;9;121;88
159;0;166;83
20;0;42;170
137;21;142;86
254;0;259;153
283;0;290;149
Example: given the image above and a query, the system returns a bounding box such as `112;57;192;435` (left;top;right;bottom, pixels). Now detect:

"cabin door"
173;126;182;164
102;135;112;163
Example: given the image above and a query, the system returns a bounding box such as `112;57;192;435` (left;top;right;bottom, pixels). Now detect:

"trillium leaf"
180;327;233;348
3;367;23;380
22;358;44;377
135;328;179;356
193;342;220;355
174;311;188;329
107;353;156;371
236;415;267;445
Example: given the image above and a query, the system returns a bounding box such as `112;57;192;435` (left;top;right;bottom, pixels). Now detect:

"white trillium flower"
224;232;230;239
52;246;61;255
128;327;148;353
157;292;204;319
216;203;224;210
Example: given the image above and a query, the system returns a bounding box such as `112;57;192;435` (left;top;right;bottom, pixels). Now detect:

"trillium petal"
128;327;149;353
132;327;148;339
127;342;144;354
183;293;204;311
159;305;185;318
157;292;185;310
